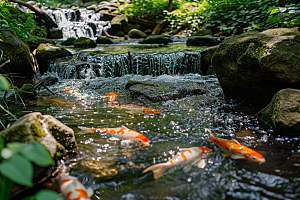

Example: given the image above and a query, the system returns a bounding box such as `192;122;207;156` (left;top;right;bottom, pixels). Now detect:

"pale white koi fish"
56;161;93;200
78;125;150;146
142;146;212;179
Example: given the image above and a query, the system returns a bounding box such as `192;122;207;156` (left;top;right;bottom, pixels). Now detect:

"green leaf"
0;75;10;92
0;154;33;187
0;175;13;200
35;189;62;200
7;142;26;152
0;135;5;152
21;142;54;167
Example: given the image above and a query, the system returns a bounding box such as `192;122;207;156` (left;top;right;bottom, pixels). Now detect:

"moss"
212;37;268;68
61;37;76;46
30;119;46;142
96;37;114;44
73;37;97;48
37;43;71;60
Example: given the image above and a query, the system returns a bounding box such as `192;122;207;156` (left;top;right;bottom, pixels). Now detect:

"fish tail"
205;128;214;142
142;163;170;179
78;126;101;133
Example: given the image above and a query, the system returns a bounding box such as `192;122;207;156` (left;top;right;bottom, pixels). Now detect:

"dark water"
21;73;300;200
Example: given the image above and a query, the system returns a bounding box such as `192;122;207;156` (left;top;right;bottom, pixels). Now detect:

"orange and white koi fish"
109;103;163;114
205;129;266;164
56;161;93;200
142;147;212;179
102;92;120;102
63;87;85;100
78;125;150;146
142;107;163;114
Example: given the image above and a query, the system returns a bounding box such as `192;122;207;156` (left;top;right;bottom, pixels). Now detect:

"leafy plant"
0;1;44;42
266;3;300;28
0;136;55;200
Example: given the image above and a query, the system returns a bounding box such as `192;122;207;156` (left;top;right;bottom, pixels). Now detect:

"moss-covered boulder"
192;28;213;36
186;36;217;46
0;30;35;78
73;37;97;48
259;88;300;135
123;23;141;34
200;45;219;75
128;29;147;39
61;37;76;46
212;27;300;105
0;112;77;158
140;35;172;44
36;43;73;74
96;37;114;44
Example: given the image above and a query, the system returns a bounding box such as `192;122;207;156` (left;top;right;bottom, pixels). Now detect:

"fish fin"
205;128;213;142
86;187;94;197
197;159;206;169
108;137;121;141
222;153;232;157
183;164;193;173
120;125;129;129
230;139;240;144
230;154;245;159
142;163;170;179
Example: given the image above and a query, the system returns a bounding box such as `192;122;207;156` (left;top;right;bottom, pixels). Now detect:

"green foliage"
266;3;300;28
0;2;44;42
118;0;180;20
23;189;62;200
0;136;55;199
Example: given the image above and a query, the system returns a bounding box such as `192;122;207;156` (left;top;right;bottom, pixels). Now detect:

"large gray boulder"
212;27;300;105
259;88;300;135
128;29;147;39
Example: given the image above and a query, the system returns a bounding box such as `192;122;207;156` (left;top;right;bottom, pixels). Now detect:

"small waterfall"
48;52;202;79
44;8;111;39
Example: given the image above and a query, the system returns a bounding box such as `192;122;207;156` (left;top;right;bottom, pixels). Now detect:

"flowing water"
22;64;300;200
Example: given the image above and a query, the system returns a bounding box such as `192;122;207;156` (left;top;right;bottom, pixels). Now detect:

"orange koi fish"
63;88;84;99
142;107;163;114
78;125;150;146
56;161;93;200
143;147;212;179
205;129;266;164
102;92;120;102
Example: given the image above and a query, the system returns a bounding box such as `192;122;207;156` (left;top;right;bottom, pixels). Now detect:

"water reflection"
24;74;300;199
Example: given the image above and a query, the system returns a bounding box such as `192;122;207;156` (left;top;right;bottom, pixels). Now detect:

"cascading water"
44;8;111;39
48;52;202;79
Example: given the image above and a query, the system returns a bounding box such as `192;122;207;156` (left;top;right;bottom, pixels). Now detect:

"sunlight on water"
26;73;300;200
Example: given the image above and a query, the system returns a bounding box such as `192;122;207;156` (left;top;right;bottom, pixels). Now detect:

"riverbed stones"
259;88;300;135
128;29;147;39
140;35;172;44
36;43;73;74
212;27;300;105
0;112;77;158
125;76;206;102
0;30;35;78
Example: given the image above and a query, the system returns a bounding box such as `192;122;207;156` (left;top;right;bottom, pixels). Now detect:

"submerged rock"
259;88;300;135
212;27;300;105
125;76;206;102
36;43;73;74
0;112;77;158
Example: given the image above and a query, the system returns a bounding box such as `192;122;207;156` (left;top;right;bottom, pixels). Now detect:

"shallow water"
22;73;300;200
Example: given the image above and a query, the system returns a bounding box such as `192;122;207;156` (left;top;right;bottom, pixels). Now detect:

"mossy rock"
140;35;172;44
259;88;300;135
192;29;213;36
61;37;76;46
73;37;97;48
116;31;125;37
36;43;73;74
123;23;141;34
186;36;217;46
0;30;34;78
128;29;147;39
96;37;114;44
211;27;300;105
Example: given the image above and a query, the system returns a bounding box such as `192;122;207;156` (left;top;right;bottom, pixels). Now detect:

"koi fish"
108;103;162;114
78;125;150;146
102;92;119;102
63;87;85;100
142;107;163;114
205;129;266;164
56;161;93;200
142;147;212;179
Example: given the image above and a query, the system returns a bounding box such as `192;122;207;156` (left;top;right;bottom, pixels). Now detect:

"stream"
21;42;300;199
